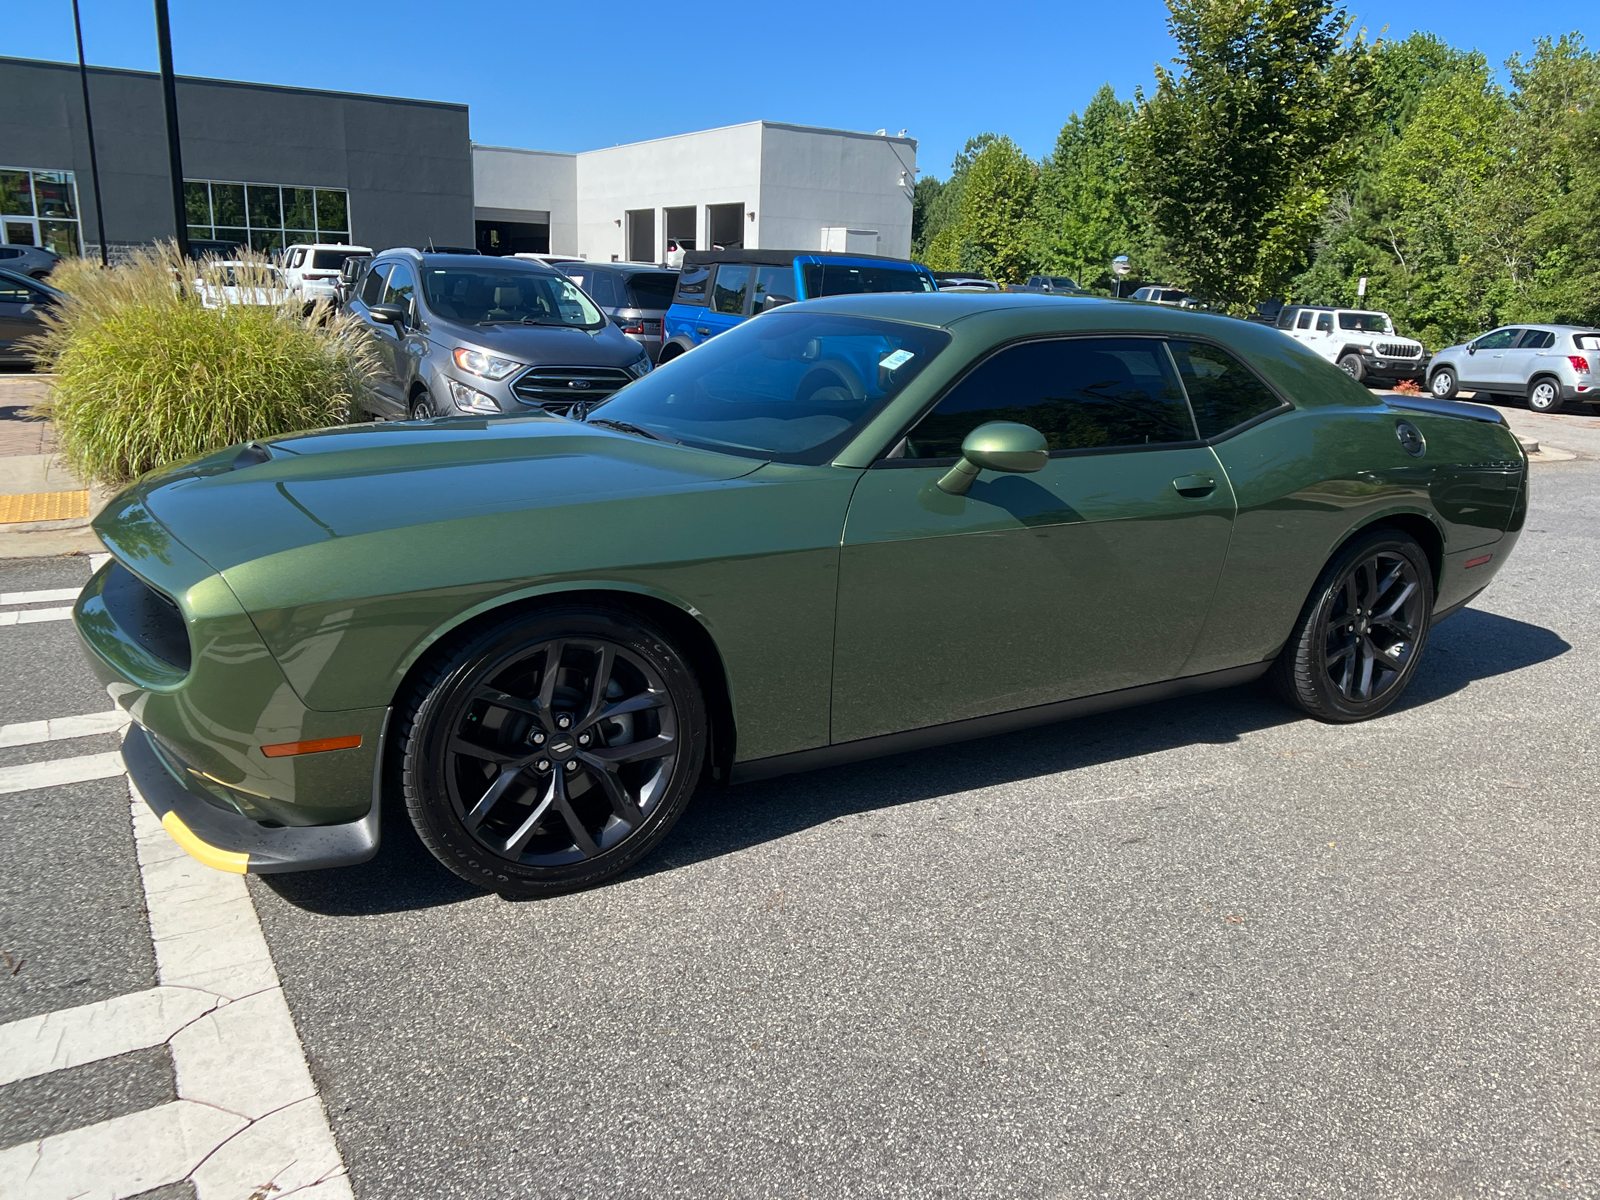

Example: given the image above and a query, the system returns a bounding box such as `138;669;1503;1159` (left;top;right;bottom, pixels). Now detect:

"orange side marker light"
261;735;363;758
1464;554;1493;569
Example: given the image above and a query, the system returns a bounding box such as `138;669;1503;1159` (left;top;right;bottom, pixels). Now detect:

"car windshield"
1338;311;1392;333
584;311;950;464
422;266;603;328
311;249;365;270
1050;276;1078;289
624;272;677;310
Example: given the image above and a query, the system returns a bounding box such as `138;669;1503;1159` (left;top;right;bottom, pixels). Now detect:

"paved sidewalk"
0;372;102;558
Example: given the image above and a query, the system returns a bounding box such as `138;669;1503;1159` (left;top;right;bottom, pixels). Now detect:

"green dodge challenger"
75;293;1527;896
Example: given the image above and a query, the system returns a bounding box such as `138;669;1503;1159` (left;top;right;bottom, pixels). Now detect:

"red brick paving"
0;371;59;458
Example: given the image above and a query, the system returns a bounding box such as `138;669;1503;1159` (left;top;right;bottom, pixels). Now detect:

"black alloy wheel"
400;607;706;896
1337;353;1366;383
410;394;435;421
1429;368;1458;399
1271;530;1434;722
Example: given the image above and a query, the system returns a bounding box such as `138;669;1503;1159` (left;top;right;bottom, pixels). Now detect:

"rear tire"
1270;529;1434;723
1528;377;1564;413
1337;353;1366;383
1429;367;1458;399
398;606;707;898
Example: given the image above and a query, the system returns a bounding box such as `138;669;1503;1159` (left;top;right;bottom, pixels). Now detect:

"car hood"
102;417;763;573
432;319;643;365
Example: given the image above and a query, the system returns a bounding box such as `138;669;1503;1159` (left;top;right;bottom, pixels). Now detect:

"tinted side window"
673;264;711;305
754;265;796;311
382;263;416;310
905;337;1196;460
711;264;751;315
1474;328;1519;350
1315;312;1333;333
1169;341;1285;439
1296;311;1313;330
358;262;390;306
587;271;619;307
1517;329;1555;349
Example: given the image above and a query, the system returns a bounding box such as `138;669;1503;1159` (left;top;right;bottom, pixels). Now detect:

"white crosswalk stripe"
0;750;126;795
0;606;75;626
0;588;83;606
0;709;129;749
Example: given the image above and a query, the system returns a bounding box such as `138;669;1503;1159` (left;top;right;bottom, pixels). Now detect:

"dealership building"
1;55;916;263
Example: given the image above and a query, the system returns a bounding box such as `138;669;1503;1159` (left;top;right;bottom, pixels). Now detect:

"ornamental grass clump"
29;242;375;486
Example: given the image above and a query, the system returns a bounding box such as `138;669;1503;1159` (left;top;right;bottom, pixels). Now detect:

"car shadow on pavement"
259;607;1566;916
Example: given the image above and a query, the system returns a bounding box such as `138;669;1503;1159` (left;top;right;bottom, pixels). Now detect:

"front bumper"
125;722;381;874
1363;352;1429;380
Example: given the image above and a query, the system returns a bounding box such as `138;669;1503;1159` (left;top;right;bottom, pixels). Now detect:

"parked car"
345;249;651;420
1023;274;1090;296
1426;324;1600;413
335;253;373;306
1131;285;1193;306
1276;304;1428;385
513;253;586;269
282;243;372;313
80;292;1526;898
659;249;937;361
932;271;1000;291
0;267;62;363
193;261;291;308
559;262;679;361
0;244;61;280
664;237;693;268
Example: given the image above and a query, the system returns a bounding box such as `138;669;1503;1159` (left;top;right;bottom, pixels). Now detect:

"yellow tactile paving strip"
0;491;90;523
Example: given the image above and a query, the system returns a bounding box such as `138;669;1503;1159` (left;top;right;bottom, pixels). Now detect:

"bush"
28;242;375;486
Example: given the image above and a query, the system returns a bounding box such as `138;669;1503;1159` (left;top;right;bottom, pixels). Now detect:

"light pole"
70;0;108;265
152;0;188;259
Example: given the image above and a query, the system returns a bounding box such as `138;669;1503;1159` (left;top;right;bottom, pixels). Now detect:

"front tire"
1528;377;1564;413
1270;529;1434;723
410;393;435;421
1337;353;1366;383
1429;367;1458;399
399;606;707;897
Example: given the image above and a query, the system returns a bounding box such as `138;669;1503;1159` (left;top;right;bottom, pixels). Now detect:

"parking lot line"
0;986;221;1087
0;588;83;605
0;750;126;795
0;606;75;626
0;709;130;749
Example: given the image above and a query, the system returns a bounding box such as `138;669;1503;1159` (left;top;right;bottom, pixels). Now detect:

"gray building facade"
0;57;473;256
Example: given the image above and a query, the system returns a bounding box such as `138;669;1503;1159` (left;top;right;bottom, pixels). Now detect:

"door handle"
1172;474;1217;497
696;327;710;336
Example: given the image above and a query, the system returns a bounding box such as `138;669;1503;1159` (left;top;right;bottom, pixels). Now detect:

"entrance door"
831;336;1237;743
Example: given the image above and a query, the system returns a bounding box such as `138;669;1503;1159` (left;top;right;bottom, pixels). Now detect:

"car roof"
0;265;62;294
681;249;929;269
393;252;560;275
776;290;1220;328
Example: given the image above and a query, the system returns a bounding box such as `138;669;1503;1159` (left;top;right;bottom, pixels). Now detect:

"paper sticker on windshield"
880;349;915;371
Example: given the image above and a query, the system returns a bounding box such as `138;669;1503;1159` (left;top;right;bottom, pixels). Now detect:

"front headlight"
627;355;652;379
446;378;501;413
452;347;524;381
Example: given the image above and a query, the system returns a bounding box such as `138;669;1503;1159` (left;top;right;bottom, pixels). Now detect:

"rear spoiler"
1382;395;1508;426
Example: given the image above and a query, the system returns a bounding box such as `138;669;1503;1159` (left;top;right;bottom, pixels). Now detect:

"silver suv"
347;251;651;421
558;262;679;362
1428;324;1600;413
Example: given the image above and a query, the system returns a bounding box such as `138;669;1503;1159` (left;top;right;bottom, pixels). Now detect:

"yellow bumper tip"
160;811;250;874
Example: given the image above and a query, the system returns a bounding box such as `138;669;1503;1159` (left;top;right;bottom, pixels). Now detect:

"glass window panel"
249;229;283;253
906;337;1196;459
318;232;350;245
1168;341;1285;439
33;173;76;219
188;226;213;242
711;264;751;315
359;262;389;306
40;221;81;256
1;171;33;217
211;184;246;228
247;185;281;230
753;265;796;312
184;181;211;226
1473;328;1520;350
285;231;316;246
315;189;348;233
4;220;38;247
213;227;248;249
283;188;316;230
381;262;416;310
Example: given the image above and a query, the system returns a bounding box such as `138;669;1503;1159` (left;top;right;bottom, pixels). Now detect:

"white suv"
282;243;371;313
1276;305;1428;385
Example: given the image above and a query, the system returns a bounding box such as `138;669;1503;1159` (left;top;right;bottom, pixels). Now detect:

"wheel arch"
1528;371;1563;397
388;582;738;785
1342;510;1445;591
658;338;693;362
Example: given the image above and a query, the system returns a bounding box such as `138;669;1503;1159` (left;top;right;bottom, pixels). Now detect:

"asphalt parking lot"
3;421;1597;1198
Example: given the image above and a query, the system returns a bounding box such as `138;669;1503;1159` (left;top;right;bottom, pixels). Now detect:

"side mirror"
369;303;407;329
937;421;1049;496
1467;342;1477;355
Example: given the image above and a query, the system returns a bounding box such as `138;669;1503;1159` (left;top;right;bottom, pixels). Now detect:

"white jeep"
1275;305;1429;385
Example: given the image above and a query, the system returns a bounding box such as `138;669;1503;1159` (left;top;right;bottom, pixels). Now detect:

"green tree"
1126;0;1376;311
911;134;999;262
941;136;1039;283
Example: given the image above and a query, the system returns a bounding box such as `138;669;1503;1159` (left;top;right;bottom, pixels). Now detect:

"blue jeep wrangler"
659;249;938;362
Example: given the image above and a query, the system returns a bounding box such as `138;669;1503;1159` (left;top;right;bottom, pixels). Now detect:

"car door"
1502;328;1554;394
830;336;1238;744
350;261;402;415
1460;327;1520;389
698;264;752;342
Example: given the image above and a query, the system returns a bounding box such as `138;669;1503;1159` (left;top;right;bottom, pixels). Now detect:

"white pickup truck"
1275;304;1429;385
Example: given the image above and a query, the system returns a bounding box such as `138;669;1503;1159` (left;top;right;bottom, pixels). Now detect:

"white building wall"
573;123;763;263
471;144;578;253
758;124;917;258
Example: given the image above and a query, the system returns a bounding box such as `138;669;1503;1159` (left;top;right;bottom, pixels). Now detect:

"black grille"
102;562;191;672
511;366;634;415
1377;342;1421;358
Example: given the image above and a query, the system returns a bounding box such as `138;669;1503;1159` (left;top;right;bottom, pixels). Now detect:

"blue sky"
9;0;1593;180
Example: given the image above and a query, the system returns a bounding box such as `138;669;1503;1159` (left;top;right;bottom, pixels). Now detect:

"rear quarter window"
1168;341;1287;439
673;265;711;306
